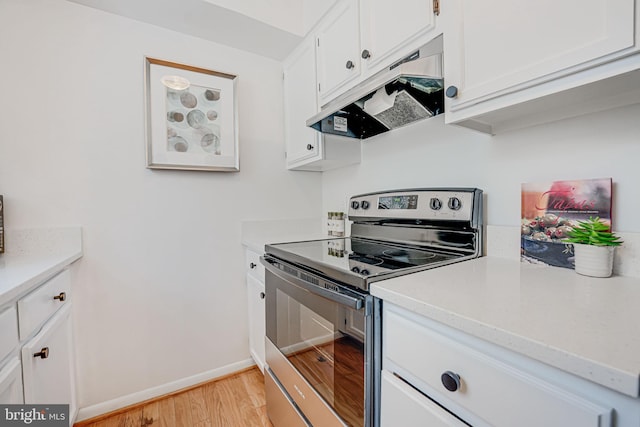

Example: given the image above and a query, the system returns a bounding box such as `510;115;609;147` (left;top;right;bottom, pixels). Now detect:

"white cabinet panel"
283;31;361;172
444;0;639;133
0;305;18;363
18;269;71;340
360;0;436;75
247;274;266;373
22;304;75;420
381;370;467;427
316;0;361;104
0;358;24;404
384;305;613;427
246;249;265;282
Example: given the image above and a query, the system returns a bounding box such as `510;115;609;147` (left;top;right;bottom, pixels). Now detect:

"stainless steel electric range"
261;188;483;427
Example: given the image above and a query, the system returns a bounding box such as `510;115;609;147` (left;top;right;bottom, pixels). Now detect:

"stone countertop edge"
370;256;640;398
0;227;83;307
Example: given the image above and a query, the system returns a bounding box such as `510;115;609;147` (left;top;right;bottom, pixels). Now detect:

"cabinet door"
316;0;361;104
247;275;266;373
445;0;635;110
0;358;24;404
381;370;467;427
22;304;75;419
284;36;323;168
360;0;436;74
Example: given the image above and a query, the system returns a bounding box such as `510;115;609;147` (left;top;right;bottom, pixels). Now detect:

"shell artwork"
165;84;222;155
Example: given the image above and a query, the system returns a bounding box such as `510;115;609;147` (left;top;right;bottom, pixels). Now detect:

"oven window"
274;287;365;427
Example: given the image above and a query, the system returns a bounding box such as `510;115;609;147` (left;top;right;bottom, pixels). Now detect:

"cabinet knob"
53;292;66;302
445;86;459;98
441;371;461;392
345;60;355;70
34;347;50;359
361;49;371;59
259;292;265;300
306;144;314;151
249;262;257;269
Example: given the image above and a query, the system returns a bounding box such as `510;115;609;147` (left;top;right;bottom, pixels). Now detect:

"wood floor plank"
173;391;194;427
74;368;273;427
188;387;211;425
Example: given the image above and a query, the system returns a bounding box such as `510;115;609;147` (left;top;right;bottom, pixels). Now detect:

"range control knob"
360;269;370;276
429;198;443;210
361;201;370;210
448;197;462;210
351;266;360;274
351;201;360;210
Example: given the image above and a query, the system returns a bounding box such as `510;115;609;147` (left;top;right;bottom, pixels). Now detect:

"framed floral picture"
144;57;239;171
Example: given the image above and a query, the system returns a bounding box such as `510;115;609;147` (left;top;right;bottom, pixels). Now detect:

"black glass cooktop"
265;237;462;291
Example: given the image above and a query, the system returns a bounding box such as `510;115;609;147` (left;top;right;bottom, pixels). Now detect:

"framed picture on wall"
144;57;239;171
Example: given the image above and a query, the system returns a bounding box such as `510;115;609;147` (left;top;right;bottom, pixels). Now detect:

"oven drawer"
383;304;612;427
265;368;309;427
381;370;468;427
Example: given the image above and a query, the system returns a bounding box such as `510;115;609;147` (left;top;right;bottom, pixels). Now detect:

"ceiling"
66;0;305;60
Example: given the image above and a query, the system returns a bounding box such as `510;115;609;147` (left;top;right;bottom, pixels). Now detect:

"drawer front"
384;306;612;427
22;304;74;412
18;269;71;340
0;305;18;362
381;370;467;427
0;357;24;404
246;249;265;282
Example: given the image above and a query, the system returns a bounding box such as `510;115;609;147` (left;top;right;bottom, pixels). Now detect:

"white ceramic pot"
572;244;615;278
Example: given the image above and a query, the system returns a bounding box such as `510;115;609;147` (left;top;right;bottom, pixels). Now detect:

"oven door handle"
261;257;364;310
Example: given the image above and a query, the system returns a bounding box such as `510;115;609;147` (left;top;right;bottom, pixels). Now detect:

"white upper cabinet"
443;0;640;134
284;31;361;171
317;0;440;107
359;0;436;75
316;0;362;105
284;36;323;168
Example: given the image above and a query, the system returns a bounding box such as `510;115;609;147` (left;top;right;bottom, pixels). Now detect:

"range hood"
307;47;444;140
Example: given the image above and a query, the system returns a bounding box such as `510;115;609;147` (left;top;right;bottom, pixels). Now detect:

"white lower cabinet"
22;304;75;416
247;274;266;373
382;302;640;427
245;248;266;372
0;267;77;425
381;370;466;427
0;358;24;404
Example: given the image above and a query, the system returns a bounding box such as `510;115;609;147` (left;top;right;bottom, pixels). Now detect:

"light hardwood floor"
74;367;273;427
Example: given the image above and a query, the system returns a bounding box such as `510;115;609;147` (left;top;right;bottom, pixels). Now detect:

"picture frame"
144;57;239;171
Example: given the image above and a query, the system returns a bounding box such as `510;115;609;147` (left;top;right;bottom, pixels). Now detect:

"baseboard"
75;358;256;422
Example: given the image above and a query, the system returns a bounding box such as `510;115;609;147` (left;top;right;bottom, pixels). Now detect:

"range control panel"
348;188;481;222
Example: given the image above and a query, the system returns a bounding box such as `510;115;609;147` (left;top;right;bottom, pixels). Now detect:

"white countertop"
371;256;640;398
0;227;83;307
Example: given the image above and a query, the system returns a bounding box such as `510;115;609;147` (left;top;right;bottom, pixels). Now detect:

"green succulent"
564;217;623;247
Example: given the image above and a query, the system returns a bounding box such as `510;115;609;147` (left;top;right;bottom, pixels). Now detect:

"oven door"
262;255;379;427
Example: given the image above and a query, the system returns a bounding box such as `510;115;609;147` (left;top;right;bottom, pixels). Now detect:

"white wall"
322;104;640;232
0;0;321;410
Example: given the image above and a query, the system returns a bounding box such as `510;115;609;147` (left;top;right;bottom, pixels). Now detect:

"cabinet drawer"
22;303;74;413
381;370;467;427
246;249;265;282
18;269;71;340
0;306;18;363
0;357;23;404
384;305;612;427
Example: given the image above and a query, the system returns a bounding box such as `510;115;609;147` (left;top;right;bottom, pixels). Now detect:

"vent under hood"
307;49;444;140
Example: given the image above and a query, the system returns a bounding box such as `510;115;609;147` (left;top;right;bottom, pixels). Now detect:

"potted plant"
564;217;623;277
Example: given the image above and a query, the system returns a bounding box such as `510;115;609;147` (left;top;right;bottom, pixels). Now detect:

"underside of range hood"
306;46;445;140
